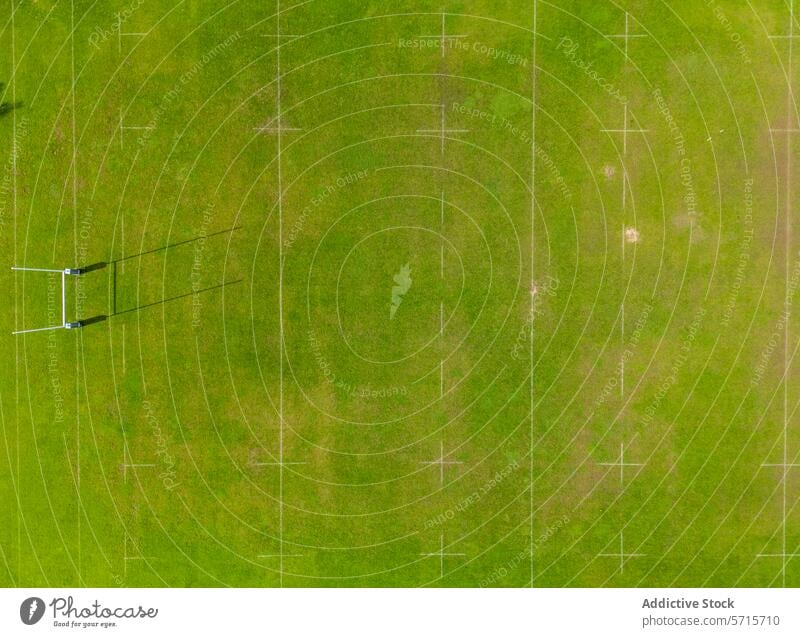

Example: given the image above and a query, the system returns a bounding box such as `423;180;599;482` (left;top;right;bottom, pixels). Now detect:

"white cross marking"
118;109;154;150
605;12;647;62
420;440;462;485
417;104;469;155
420;533;465;578
597;441;643;487
417;12;468;58
601;105;648;156
599;531;645;574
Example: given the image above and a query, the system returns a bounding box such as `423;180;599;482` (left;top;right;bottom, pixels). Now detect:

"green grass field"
1;0;799;587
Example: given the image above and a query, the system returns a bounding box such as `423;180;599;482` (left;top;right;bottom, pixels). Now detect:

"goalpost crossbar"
11;266;81;335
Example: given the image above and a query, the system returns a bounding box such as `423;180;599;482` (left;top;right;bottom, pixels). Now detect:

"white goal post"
11;266;84;334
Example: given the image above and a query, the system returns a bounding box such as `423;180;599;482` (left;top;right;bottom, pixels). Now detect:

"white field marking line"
605;11;647;62
123;537;155;571
574;464;615;510
249;461;306;466
598;531;645;574
598;125;649;135
11;0;20;580
120;463;156;483
415;33;469;39
597;440;644;487
122;230;126;283
416;104;469;155
12;325;67;335
439;301;444;396
440;190;445;274
420;440;463;485
420;533;465;579
120;204;125;276
617;105;634;402
781;0;795;589
440;191;445;397
122;324;126;373
117;29;148;55
121;442;155;484
70;0;81;580
258;554;303;558
761;463;800;468
530;0;538;587
11;266;65;272
253;118;303;133
118;109;154;150
275;1;286;588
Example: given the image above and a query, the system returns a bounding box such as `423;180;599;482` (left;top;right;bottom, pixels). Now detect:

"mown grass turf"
1;0;799;586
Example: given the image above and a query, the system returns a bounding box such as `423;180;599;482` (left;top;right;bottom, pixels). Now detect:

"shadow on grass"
111;227;240;264
112;279;242;316
80;315;108;327
0;82;23;119
80;262;108;273
0;85;23;119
